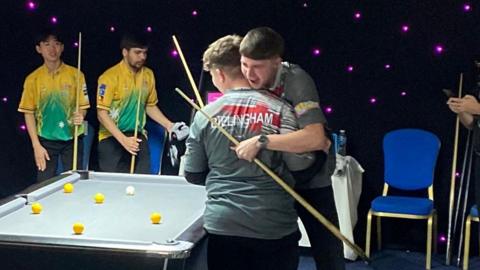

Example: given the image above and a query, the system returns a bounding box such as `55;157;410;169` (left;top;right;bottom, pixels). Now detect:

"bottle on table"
337;129;347;156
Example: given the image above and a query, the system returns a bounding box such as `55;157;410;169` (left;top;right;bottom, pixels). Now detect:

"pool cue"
452;130;472;258
446;73;464;265
72;32;82;171
455;61;480;266
175;87;369;262
453;132;471;227
172;35;205;108
455;132;474;266
130;69;144;174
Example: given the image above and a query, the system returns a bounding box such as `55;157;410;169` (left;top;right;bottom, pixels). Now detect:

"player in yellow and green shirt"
96;32;189;174
18;29;90;182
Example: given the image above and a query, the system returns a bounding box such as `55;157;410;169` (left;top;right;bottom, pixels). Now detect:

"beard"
127;60;145;72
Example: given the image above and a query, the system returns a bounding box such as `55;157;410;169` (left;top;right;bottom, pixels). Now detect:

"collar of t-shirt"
269;62;285;91
42;62;65;76
119;60;145;78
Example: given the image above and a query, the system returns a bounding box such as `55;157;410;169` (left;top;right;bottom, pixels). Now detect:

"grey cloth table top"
0;171;207;258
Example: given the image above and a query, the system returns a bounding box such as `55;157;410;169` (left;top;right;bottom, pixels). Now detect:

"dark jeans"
37;137;83;182
97;133;150;174
207;230;300;270
296;186;345;270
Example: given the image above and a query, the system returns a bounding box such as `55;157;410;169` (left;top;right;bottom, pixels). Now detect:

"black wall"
1;0;479;254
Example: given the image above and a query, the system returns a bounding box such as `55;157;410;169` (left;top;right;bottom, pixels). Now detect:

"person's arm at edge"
458;112;475;129
146;105;174;132
72;109;88;125
24;113;50;171
447;95;480;129
234;123;330;162
265;123;330;153
97;108;139;155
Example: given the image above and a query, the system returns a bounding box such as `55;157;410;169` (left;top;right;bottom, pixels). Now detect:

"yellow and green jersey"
18;63;90;141
96;60;158;141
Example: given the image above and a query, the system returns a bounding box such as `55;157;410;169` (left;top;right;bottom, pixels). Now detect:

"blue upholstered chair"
463;205;480;270
145;119;166;174
365;129;441;269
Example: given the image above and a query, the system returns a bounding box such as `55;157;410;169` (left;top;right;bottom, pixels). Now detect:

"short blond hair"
203;35;243;78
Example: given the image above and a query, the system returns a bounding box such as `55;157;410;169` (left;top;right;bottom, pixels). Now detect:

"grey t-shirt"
270;62;336;189
184;89;299;240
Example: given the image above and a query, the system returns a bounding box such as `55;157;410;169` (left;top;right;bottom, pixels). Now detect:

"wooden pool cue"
446;73;463;265
72;32;82;171
172;35;205;108
130;69;144;174
175;87;369;262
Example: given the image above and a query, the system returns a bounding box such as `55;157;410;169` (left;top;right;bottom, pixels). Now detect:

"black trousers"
296;186;345;270
207;230;300;270
37;137;83;182
475;153;480;211
97;133;150;174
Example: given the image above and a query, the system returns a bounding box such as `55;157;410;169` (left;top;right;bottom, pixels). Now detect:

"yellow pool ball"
150;212;162;224
31;202;42;214
94;193;105;204
73;222;85;234
63;183;74;193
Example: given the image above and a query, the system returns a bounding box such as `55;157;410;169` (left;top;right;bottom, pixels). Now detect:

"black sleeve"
184;170;209;186
291;151;327;184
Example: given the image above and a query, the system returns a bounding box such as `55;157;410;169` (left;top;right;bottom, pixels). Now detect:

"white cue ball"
126;186;135;195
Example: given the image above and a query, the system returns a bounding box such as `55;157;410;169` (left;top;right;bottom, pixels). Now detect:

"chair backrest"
146;119;166;174
383;128;440;190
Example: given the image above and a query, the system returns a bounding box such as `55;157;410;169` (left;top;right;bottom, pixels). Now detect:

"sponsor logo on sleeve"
294;101;320;116
98;84;106;99
82;84;88;97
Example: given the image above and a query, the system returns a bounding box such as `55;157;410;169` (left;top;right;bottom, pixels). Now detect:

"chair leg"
463;215;471;270
426;215;432;270
366;210;373;258
377;216;382;251
433;211;437;254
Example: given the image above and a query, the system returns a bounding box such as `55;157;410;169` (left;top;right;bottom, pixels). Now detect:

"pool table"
0;171;207;270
